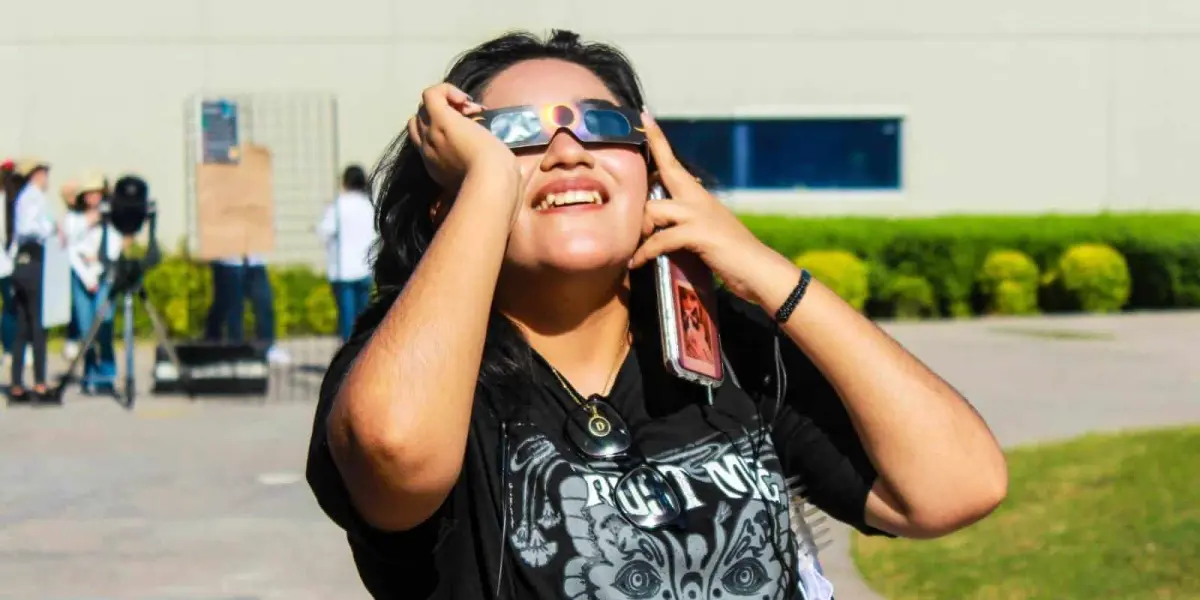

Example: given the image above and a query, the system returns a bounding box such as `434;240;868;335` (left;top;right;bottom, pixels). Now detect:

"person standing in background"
0;160;20;368
6;158;62;404
316;164;376;341
62;172;123;395
204;254;291;365
58;180;82;363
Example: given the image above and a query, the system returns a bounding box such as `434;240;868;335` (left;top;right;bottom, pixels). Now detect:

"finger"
443;85;472;108
460;101;486;117
422;83;471;120
640;111;679;169
629;226;692;270
641;111;705;195
409;115;434;151
641;197;692;238
407;116;423;147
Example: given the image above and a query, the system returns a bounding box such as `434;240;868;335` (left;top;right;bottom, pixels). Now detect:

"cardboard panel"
195;145;274;260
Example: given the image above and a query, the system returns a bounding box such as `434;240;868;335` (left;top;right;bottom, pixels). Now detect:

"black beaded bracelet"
774;269;812;324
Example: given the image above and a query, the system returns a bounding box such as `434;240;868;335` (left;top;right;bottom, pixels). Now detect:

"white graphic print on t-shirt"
505;425;797;600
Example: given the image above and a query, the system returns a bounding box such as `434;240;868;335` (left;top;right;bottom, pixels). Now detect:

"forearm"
748;253;1007;535
329;165;519;530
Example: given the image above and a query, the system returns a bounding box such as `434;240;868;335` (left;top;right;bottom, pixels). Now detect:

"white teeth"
535;190;603;210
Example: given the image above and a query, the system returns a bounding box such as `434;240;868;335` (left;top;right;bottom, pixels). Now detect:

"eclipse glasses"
473;99;647;150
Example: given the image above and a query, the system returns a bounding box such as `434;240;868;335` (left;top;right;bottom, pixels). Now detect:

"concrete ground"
1;312;1197;600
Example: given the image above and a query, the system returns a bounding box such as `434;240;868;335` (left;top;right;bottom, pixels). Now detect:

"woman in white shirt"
6;158;59;404
316;164;377;341
62;172;122;395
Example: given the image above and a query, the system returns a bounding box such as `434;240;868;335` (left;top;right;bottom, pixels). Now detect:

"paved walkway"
1;312;1197;599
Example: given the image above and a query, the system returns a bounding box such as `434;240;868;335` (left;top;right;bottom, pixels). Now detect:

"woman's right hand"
407;83;516;190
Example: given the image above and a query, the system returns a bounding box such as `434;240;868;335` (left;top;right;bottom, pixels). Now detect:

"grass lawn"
854;426;1200;600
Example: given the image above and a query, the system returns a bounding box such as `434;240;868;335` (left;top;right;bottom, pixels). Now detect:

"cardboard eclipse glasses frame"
473;99;647;151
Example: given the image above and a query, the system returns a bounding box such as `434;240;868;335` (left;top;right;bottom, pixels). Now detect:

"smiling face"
84;190;103;208
478;59;649;277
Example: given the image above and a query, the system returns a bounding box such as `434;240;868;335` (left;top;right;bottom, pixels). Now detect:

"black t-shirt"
306;293;888;600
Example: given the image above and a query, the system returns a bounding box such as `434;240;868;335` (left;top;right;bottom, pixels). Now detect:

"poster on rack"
195;144;275;260
201;99;240;165
41;236;72;328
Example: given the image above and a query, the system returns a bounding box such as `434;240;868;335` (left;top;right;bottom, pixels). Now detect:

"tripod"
51;205;190;408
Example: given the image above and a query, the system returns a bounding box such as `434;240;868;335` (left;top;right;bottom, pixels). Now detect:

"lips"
532;177;609;212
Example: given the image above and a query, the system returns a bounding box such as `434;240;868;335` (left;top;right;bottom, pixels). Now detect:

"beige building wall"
2;0;1199;263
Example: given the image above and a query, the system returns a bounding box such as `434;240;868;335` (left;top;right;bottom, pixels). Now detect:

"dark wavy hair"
355;30;662;412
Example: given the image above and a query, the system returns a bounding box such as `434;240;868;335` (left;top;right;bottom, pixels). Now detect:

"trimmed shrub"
978;249;1040;315
880;274;937;320
743;212;1200;314
108;253;338;341
794;250;870;311
1046;243;1132;314
304;285;338;334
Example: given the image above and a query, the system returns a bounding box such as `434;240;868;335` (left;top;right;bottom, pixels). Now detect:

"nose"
538;130;595;172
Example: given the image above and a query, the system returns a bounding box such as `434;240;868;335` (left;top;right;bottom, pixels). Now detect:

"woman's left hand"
628;112;796;305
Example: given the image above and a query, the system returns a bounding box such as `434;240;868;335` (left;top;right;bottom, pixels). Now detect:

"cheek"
597;150;649;198
603;152;650;232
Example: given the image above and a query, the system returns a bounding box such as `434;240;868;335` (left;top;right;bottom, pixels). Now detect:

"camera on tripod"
54;174;188;407
101;175;161;296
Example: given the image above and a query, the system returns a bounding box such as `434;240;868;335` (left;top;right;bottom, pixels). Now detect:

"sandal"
7;387;32;405
33;385;61;406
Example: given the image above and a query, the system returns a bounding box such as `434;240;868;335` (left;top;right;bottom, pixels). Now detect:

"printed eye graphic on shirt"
505;427;797;600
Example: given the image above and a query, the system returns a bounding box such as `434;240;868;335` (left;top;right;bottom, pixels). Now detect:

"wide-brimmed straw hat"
15;157;50;178
77;170;107;195
59;180;80;205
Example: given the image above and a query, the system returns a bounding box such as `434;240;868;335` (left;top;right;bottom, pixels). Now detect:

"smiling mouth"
534;190;605;211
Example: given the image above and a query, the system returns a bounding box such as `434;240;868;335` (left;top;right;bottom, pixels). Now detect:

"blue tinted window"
656;120;736;185
657;117;903;191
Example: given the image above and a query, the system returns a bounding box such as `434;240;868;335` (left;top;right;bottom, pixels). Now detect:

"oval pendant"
587;414;612;438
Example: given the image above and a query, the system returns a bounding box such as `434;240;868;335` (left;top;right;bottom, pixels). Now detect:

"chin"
544;256;625;274
536;239;633;274
542;248;625;273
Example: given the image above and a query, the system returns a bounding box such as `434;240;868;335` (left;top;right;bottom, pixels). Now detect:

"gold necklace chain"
547;329;629;438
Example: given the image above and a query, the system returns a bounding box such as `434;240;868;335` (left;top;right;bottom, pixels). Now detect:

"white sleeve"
316;203;337;240
62;213;87;244
14;190;56;241
103;225;124;262
67;244;94;287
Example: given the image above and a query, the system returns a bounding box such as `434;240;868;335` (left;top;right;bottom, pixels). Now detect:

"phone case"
651;185;724;388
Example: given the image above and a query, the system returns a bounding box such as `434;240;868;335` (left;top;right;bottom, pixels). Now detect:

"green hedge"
112;254;339;340
744;212;1200;318
88;212;1200;339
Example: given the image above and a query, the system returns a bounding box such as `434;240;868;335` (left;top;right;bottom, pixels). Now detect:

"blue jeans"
331;278;372;341
0;277;16;354
204;262;275;344
70;274;116;388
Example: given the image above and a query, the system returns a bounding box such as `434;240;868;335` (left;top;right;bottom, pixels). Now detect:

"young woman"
306;31;1008;600
6;158;60;404
317;164;377;341
62;172;123;395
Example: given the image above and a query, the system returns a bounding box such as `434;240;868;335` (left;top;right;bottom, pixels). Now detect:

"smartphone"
651;183;724;388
